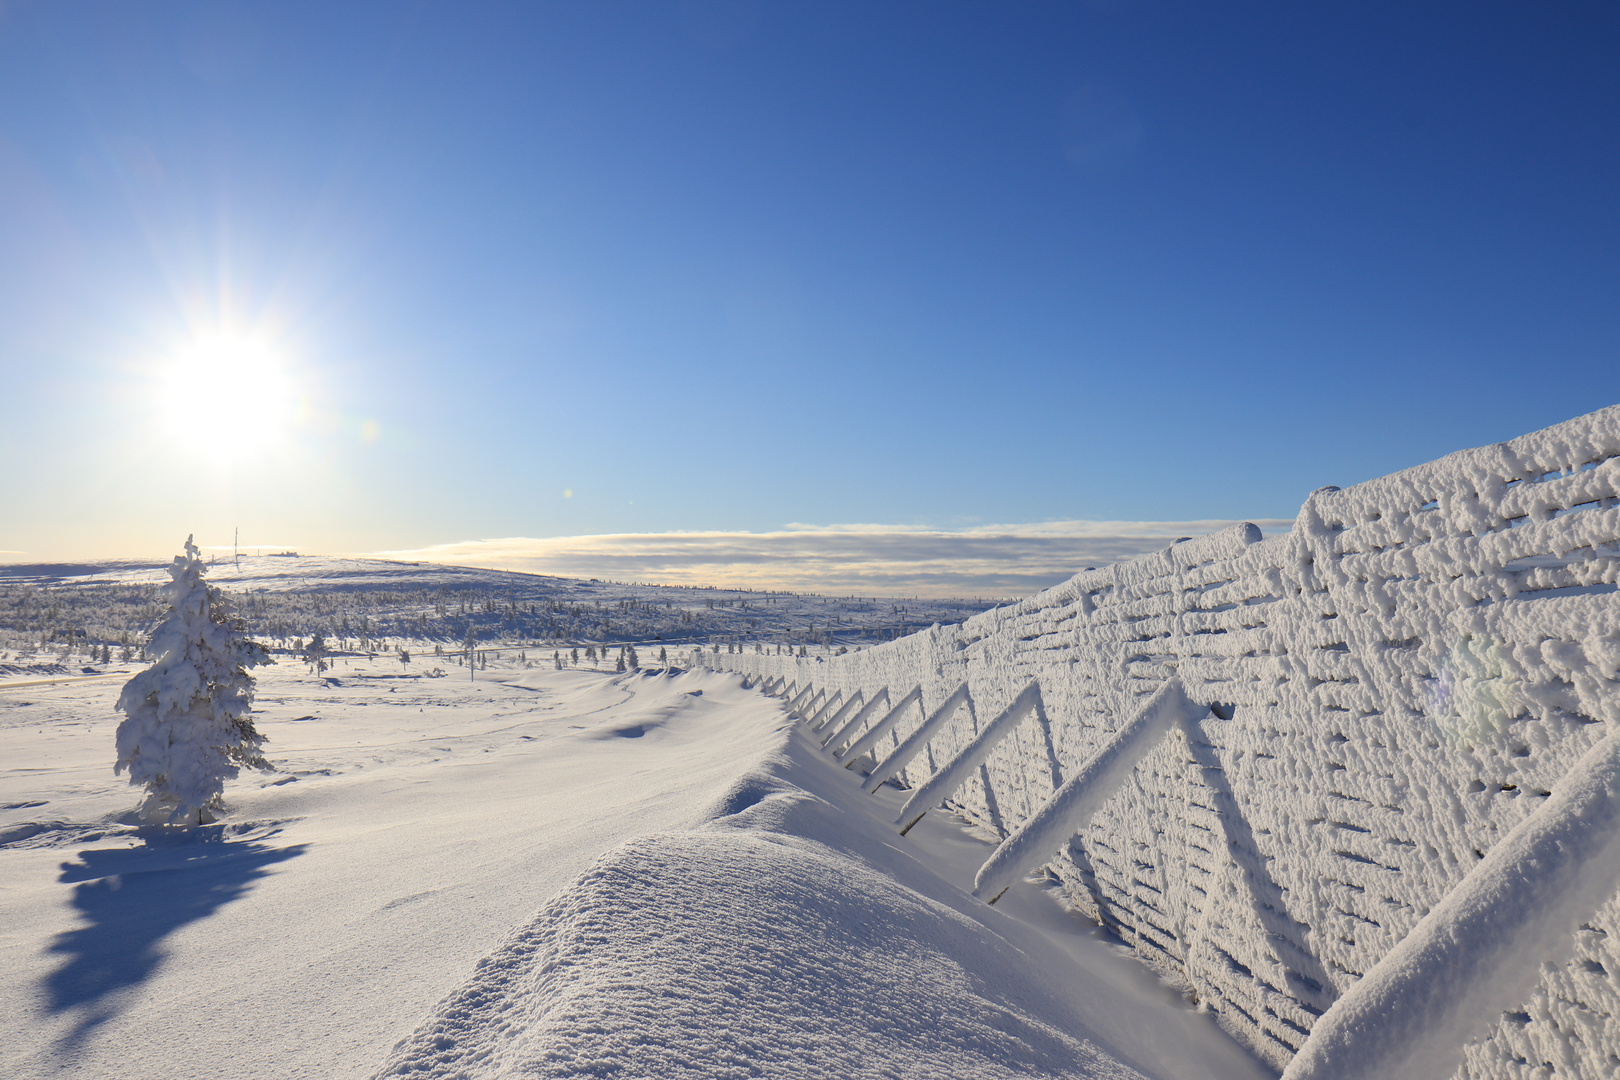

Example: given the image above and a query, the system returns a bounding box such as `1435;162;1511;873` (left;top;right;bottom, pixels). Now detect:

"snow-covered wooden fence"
705;404;1620;1079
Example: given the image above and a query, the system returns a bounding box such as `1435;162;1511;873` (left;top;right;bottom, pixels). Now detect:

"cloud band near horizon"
359;520;1293;598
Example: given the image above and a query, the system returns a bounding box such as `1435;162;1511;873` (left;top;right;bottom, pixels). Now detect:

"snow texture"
113;537;271;825
370;716;1265;1080
0;667;794;1078
705;404;1620;1079
373;832;1151;1080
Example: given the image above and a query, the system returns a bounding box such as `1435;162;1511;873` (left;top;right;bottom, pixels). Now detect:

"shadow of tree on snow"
44;829;307;1045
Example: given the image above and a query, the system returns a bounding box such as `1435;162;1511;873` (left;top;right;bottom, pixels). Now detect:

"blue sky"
2;2;1618;588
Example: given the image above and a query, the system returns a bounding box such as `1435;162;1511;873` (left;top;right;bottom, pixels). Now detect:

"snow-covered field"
0;555;997;660
1;657;1269;1080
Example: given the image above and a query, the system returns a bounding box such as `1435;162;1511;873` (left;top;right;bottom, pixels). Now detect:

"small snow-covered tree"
304;632;330;674
114;536;272;826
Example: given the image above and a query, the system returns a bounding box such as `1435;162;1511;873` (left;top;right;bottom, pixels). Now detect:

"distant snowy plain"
0;657;1269;1080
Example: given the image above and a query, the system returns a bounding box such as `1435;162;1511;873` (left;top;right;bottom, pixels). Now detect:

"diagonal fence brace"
824;688;890;754
793;687;824;721
785;684;813;716
837;686;922;767
973;679;1203;903
895;681;1045;835
1279;728;1620;1080
803;690;842;730
814;691;863;736
862;682;975;795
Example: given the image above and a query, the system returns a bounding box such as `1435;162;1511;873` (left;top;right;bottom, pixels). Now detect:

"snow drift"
372;718;1267;1080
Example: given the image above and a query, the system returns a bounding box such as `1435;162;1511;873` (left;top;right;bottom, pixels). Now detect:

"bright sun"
156;332;301;461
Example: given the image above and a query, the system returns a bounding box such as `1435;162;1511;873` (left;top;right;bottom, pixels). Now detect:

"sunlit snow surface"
0;661;1268;1080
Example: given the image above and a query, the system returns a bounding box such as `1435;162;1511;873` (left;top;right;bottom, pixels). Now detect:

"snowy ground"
0;554;996;657
1;658;1271;1080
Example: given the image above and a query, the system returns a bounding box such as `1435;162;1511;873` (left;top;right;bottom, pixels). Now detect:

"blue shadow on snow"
44;829;306;1044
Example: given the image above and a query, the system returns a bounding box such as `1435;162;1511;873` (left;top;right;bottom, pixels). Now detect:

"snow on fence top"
704;404;1620;1079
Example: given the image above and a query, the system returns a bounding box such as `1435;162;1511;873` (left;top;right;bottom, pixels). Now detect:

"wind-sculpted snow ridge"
704;404;1620;1080
375;839;1149;1080
372;726;1269;1080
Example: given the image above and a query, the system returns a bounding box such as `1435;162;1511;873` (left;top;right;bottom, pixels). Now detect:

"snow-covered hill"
13;406;1618;1079
0;555;999;662
0;661;1267;1080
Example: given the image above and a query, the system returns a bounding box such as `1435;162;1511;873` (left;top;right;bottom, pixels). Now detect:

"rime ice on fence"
1280;729;1620;1080
115;536;272;825
704;404;1620;1079
971;679;1204;903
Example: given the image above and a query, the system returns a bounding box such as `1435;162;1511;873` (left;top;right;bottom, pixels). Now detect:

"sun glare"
155;332;301;462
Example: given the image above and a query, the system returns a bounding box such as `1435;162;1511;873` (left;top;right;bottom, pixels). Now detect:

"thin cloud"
360;519;1291;598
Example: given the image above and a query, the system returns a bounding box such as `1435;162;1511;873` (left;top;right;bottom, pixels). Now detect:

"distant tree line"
0;578;998;666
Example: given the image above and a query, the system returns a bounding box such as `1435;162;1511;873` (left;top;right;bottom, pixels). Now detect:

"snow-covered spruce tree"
303;631;330;675
114;536;272;826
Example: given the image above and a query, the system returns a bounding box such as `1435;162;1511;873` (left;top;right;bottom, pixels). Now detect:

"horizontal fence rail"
708;405;1620;1079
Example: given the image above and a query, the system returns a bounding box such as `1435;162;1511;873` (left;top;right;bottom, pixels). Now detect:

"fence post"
973;680;1202;903
824;688;890;754
837;686;923;767
896;681;1043;835
862;683;974;794
804;690;842;730
815;691;863;737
